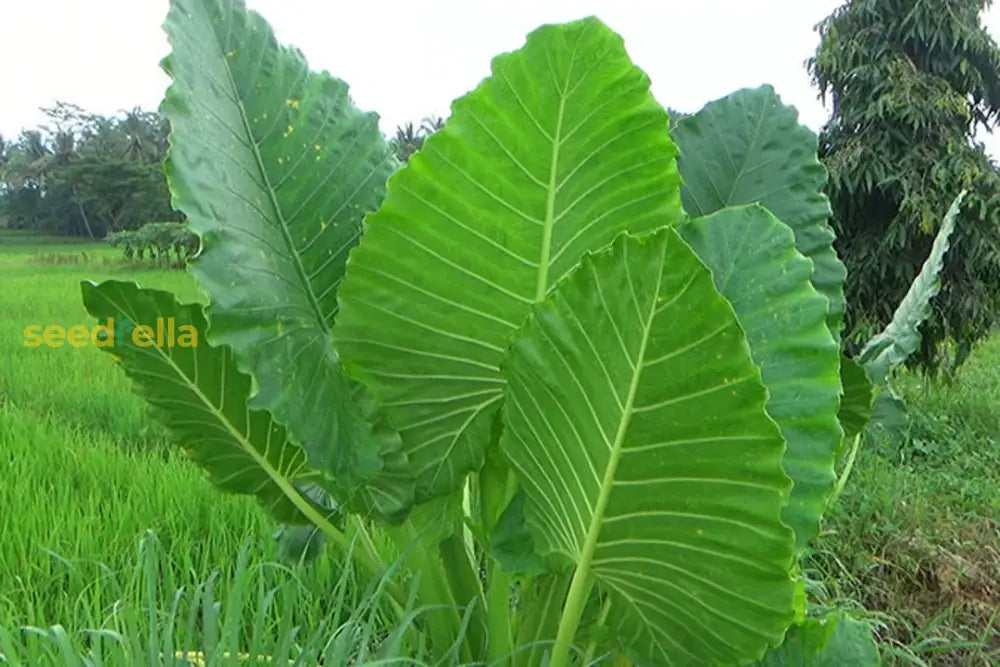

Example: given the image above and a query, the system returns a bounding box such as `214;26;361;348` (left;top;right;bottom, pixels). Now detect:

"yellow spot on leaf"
283;124;295;138
285;98;300;109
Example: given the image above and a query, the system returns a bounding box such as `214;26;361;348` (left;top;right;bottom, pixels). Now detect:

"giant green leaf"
857;191;965;385
673;86;847;335
336;17;684;501
161;0;407;511
80;280;332;526
501;229;797;664
680;205;842;551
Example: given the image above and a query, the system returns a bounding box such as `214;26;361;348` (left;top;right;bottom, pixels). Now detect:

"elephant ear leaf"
680;205;842;552
501;229;797;664
335;17;685;501
673;85;847;336
161;0;410;516
857;191;965;386
80;280;335;527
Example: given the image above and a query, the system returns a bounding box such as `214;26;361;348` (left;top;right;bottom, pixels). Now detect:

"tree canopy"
0;103;177;237
810;0;1000;372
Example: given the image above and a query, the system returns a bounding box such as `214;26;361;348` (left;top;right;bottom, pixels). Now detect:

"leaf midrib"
535;94;568;302
553;246;665;654
577;252;663;579
208;8;329;334
96;287;332;536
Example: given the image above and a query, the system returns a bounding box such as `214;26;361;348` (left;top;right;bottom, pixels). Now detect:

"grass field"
0;232;405;664
0;230;997;665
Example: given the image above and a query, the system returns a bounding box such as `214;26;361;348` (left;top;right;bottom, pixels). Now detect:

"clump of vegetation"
0;0;987;664
77;0;896;663
810;0;1000;373
107;221;199;267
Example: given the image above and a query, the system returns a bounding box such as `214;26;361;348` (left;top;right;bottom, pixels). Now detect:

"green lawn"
1;231;997;665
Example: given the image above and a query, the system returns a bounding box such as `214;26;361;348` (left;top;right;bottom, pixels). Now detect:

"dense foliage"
0;104;178;237
107;221;199;266
809;0;1000;372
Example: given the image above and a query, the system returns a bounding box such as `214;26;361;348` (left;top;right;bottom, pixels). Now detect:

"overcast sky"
4;0;1000;155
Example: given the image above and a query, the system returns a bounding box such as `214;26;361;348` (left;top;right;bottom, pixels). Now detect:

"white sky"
4;0;1000;155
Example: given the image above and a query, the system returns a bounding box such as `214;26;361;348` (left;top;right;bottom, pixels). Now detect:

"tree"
809;0;1000;372
391;115;445;162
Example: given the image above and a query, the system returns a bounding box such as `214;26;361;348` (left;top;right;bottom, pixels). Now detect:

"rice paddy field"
0;229;997;665
0;231;405;665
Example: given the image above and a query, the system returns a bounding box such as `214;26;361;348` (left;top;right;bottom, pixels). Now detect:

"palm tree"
393;116;446;163
421;115;445;135
118;108;165;163
19;130;52;190
393;122;423;162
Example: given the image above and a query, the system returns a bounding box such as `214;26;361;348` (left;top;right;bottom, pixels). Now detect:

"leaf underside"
501;229;796;664
161;0;411;519
81;280;329;525
335;16;685;501
673;85;848;337
680;205;842;551
857;191;965;385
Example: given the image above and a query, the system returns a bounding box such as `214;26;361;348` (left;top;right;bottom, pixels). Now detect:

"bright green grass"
0;234;406;663
808;337;1000;665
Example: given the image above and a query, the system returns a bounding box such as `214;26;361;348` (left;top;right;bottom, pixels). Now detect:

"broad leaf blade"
161;0;406;510
336;17;684;500
80;280;330;525
838;355;874;444
857;191;966;385
680;205;842;551
673;86;847;335
501;229;797;664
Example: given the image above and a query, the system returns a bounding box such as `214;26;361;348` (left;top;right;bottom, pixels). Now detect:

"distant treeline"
0;105;446;240
0;102;180;238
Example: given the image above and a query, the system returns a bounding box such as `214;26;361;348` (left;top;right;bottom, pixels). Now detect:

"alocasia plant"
81;0;887;663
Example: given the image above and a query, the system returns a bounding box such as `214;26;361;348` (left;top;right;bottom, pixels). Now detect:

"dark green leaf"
681;204;842;551
673;86;847;336
838;355;874;443
489;490;547;578
161;0;411;519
